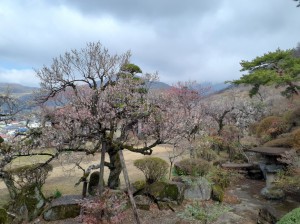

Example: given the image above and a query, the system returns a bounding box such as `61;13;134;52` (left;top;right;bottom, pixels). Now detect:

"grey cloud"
51;0;220;22
0;0;299;87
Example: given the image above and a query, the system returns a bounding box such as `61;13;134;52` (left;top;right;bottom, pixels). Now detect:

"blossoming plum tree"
35;42;172;190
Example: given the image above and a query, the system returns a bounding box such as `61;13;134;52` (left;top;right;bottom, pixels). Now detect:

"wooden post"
118;150;141;224
82;178;87;198
99;140;106;195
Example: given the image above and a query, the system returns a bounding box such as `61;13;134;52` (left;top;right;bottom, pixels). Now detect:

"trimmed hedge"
134;157;169;184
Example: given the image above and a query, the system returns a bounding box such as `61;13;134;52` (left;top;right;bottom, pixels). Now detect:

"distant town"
0;118;40;141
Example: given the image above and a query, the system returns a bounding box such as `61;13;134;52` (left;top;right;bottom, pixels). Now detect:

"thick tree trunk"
99;141;107;195
2;174;18;199
169;161;173;180
107;149;122;189
82;179;87;198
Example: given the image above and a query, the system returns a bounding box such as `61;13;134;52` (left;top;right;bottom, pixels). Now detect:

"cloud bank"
0;0;299;86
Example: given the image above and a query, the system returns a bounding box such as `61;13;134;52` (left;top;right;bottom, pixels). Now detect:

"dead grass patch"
0;144;181;205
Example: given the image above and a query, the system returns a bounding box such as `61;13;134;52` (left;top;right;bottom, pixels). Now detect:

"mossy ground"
0;208;7;224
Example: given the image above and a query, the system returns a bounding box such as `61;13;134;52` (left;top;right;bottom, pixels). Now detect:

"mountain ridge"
0;81;229;96
0;83;38;95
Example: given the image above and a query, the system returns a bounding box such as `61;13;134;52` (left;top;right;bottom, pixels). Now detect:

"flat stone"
246;147;292;156
257;206;284;224
261;187;285;200
50;195;82;206
265;164;284;173
221;163;255;169
134;195;151;210
43;195;82;221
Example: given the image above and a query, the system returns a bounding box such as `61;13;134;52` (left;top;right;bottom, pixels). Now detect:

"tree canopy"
230;47;300;98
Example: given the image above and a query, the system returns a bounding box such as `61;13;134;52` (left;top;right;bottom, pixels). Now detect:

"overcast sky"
0;0;299;87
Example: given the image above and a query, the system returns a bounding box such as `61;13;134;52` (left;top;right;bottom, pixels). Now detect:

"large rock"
9;185;46;222
134;195;151;210
257;206;283;224
180;176;212;201
145;181;185;205
43;195;81;221
261;187;285;200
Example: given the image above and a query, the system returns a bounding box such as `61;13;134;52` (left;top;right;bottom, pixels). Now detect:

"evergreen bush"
277;207;300;224
0;208;7;224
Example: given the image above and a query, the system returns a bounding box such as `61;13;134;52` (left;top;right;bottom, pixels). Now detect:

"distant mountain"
0;83;38;95
195;82;230;94
0;81;230;102
147;81;229;93
146;81;170;90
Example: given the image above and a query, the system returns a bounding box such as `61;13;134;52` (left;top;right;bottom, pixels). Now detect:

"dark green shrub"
0;208;7;224
145;181;183;204
174;158;210;177
132;180;146;191
277;207;300;224
212;185;224;202
53;189;62;199
134;157;169;184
